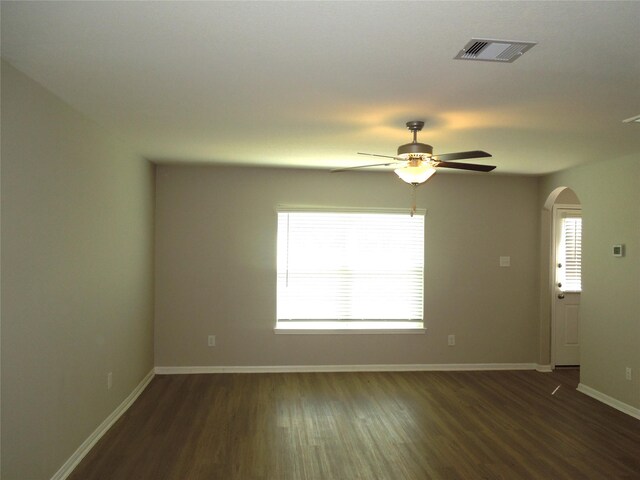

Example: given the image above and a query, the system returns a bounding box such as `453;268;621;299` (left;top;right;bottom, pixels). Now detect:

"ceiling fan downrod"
397;121;433;158
406;120;424;144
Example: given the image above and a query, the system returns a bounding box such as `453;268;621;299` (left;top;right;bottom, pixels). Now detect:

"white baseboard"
577;383;640;420
155;363;539;375
536;364;553;373
50;369;155;480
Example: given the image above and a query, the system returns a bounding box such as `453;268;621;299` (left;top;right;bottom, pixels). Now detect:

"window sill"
275;321;426;335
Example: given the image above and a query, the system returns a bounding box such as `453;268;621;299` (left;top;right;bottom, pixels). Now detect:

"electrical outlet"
208;335;216;347
625;367;632;381
448;334;455;346
107;372;113;390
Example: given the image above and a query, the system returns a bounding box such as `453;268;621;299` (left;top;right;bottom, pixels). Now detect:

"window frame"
274;206;427;335
558;213;582;293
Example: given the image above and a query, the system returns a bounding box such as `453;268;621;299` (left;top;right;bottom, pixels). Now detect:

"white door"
553;207;582;366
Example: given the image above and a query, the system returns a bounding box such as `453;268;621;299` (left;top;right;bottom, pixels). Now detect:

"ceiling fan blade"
435;161;496;172
331;161;400;173
432;150;492;161
357;152;402;160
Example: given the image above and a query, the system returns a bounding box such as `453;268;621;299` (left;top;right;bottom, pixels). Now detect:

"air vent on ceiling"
454;39;536;63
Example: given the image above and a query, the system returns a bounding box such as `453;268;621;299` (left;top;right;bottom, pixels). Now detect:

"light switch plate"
499;256;511;267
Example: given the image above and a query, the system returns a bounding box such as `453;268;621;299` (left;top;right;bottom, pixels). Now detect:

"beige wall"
155;165;540;367
539;155;640;409
1;62;156;479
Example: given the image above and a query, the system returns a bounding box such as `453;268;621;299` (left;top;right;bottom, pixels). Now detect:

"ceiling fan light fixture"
394;164;437;185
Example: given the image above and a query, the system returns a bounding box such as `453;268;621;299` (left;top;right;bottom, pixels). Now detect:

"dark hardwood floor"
69;369;640;479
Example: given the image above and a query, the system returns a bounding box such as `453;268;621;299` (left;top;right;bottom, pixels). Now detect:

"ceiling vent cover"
455;39;536;63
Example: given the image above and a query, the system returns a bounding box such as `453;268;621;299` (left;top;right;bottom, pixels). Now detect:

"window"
276;208;425;332
558;214;582;292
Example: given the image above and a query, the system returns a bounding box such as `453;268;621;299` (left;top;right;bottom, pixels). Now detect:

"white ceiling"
2;1;639;175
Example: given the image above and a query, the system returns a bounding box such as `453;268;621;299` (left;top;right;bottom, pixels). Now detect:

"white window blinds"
276;209;424;328
559;215;582;292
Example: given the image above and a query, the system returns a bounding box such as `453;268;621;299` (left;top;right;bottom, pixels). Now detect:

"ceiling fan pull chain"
410;184;417;217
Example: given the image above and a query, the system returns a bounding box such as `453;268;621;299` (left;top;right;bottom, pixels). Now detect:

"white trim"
536;364;553;373
50;369;155;480
577;383;640;420
155;363;538;375
276;205;428;216
274;327;426;335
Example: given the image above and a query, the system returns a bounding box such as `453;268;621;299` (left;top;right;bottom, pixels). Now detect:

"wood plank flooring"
68;369;640;479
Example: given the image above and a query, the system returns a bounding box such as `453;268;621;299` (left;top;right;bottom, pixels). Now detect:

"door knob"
557;293;565;299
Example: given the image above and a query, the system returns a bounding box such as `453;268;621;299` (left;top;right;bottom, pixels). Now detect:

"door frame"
550;203;582;368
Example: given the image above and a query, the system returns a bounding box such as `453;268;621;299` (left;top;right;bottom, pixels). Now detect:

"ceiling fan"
332;120;496;185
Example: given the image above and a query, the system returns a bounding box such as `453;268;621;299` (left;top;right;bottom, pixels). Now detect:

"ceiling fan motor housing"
397;142;433;157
